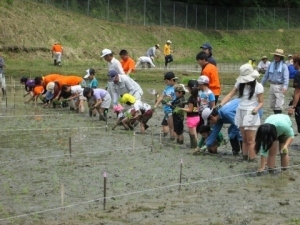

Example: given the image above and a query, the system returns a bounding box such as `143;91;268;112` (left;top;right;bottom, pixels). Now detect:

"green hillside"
0;0;300;77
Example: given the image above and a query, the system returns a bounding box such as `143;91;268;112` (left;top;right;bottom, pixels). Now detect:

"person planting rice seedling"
25;83;44;107
167;84;187;144
219;63;264;161
181;80;200;149
120;93;153;133
195;124;224;154
83;87;111;121
107;70;143;106
255;114;294;174
201;99;243;156
20;77;35;97
154;72;178;140
135;56;156;69
61;85;86;113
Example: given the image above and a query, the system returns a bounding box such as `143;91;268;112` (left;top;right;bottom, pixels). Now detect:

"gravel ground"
0;82;299;225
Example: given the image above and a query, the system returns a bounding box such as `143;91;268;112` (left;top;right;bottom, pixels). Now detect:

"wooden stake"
103;172;107;210
69;137;72;158
179;159;183;191
5;96;7;108
159;130;162;143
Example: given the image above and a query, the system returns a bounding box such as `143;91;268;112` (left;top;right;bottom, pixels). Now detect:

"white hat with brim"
166;40;172;44
236;64;260;83
84;69;90;79
202;108;213;125
101;48;112;57
46;82;55;94
271;49;285;57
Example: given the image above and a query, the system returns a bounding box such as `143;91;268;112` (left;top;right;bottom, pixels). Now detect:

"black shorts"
295;106;300;133
173;113;184;135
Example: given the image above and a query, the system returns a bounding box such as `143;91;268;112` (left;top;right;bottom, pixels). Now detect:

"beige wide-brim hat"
236;63;260;83
271;49;285;57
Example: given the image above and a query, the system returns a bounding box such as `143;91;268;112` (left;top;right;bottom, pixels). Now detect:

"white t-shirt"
71;85;84;96
257;60;270;70
234;81;264;110
133;100;151;112
109;58;125;75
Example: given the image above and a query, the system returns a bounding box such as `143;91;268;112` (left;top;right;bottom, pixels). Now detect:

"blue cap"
45;91;54;100
107;70;118;82
200;43;212;50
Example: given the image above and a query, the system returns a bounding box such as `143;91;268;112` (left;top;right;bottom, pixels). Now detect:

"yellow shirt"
164;44;171;56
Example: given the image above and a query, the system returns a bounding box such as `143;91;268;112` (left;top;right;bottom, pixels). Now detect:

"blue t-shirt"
198;89;215;111
162;85;175;113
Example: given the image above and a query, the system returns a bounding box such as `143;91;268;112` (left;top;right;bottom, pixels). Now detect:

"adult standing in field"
196;51;221;104
107;70;143;105
288;54;300;133
119;49;135;76
146;44;160;59
257;56;270;74
200;43;217;66
0;54;6;96
261;49;289;114
164;40;173;69
51;42;63;66
201;99;243;156
101;48;125;105
101;49;125;75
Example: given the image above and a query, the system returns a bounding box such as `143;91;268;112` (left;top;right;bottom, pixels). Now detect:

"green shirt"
265;114;294;138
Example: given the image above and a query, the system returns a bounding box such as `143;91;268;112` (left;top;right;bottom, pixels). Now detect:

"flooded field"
0;80;300;225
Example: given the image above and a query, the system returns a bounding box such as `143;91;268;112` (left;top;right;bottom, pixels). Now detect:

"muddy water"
0;82;299;225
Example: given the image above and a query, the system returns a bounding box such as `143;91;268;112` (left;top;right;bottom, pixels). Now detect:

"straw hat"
271;49;285;57
236;64;260;83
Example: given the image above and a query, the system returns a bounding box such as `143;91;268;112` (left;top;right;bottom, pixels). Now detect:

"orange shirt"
33;85;44;96
201;63;221;96
52;44;63;52
55;76;83;89
42;74;63;87
120;57;135;74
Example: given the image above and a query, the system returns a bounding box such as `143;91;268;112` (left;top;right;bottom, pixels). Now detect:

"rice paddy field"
0;78;300;225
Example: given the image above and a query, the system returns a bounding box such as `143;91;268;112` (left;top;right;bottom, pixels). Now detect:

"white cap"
84;69;90;79
100;49;112;57
46;82;55;93
198;75;210;84
201;108;213;125
166;40;172;44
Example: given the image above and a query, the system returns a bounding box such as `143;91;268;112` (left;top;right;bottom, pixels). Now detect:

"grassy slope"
0;0;300;79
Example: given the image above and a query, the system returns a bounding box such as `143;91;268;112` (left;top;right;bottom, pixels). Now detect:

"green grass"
1;0;300;81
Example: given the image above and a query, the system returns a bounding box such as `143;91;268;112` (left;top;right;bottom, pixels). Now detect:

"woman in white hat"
218;63;264;161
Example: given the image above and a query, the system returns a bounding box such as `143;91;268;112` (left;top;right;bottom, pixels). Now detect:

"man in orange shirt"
52;42;63;66
119;49;135;76
196;51;221;104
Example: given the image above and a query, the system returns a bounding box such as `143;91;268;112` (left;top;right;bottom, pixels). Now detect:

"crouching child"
83;87;111;121
120;93;153;133
194;124;224;154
